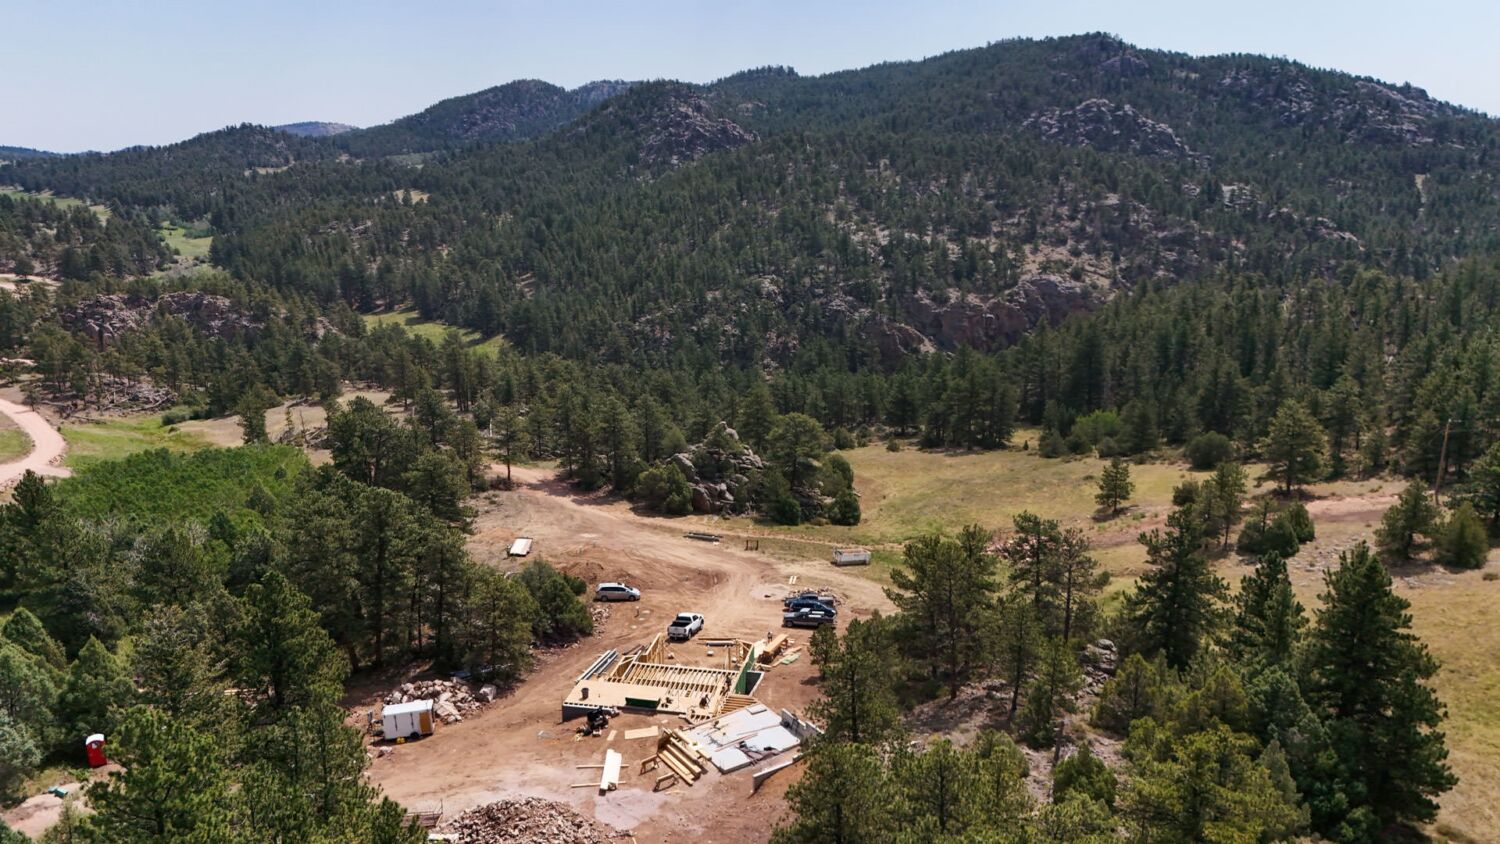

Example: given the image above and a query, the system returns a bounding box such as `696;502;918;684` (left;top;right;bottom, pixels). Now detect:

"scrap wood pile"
383;678;497;724
440;798;626;843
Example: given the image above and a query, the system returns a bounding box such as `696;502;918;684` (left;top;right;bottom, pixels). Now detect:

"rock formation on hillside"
1025;99;1195;159
63;292;264;347
637;92;757;167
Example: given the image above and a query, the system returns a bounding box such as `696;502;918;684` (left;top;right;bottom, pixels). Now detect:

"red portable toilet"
85;734;108;768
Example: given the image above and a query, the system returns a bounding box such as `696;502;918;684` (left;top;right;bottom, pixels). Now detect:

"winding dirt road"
0;397;69;487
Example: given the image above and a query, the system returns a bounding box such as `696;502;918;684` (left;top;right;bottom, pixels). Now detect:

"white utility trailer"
508;536;534;557
382;699;435;740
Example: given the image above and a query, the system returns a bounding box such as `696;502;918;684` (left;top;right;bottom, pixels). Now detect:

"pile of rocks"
383;679;497;725
441;798;626;843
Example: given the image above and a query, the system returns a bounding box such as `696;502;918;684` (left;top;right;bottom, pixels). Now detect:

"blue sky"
5;0;1497;152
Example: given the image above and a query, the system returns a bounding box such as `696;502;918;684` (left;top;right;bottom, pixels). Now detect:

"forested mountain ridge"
7;33;1496;367
328;78;635;156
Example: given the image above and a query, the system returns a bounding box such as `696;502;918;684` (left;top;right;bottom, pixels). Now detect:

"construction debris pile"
383;679;497;725
441;798;625;843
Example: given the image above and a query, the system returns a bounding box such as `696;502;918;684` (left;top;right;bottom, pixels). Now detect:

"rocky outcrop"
1025;99;1196;159
636;92;757;168
667;422;765;514
63;292;266;348
1217;66;1453;146
901;276;1098;352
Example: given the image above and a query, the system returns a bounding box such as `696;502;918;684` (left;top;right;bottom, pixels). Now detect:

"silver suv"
594;582;641;602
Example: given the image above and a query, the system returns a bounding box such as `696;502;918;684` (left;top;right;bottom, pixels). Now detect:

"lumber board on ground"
600;749;623;792
624;726;660;740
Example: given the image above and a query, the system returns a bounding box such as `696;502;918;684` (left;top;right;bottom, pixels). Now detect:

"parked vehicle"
594;582;641;602
783;591;838;608
667;612;705;640
507;537;534;557
783;608;836;628
785;597;837;616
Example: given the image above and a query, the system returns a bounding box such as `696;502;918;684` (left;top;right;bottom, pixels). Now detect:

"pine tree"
1017;638;1083;749
1227;554;1307;671
772;742;892;844
1376;479;1440;560
1305;543;1456;835
491;405;531;486
1092;653;1169;734
1462;440;1500;533
1125;504;1226;669
1053;742;1117;807
1095;458;1133;515
1201;462;1248;548
234;571;346;715
0;607;66;672
811;618;901;746
85;706;238;842
885;527;999;697
57;637;135;743
1119;723;1306;843
1263;400;1327;494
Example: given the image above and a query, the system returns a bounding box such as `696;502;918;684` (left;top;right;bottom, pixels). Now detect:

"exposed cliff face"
636;93;757;168
1025;99;1196;159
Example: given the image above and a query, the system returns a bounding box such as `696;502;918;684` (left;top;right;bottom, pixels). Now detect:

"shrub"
770;495;802;526
635;463;693;515
1437;502;1489;569
1282;502;1315;543
832;427;857;451
885;439;902;452
828;489;861;526
1185;432;1235;470
1039;428;1067;458
1096;437;1122;458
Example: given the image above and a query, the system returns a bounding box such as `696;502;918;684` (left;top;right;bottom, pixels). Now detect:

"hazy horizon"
5;0;1498;152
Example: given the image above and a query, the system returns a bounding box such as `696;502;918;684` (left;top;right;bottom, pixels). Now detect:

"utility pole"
1434;417;1455;507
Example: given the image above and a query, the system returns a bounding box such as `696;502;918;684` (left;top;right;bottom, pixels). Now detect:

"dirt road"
0;396;69;486
364;464;892;842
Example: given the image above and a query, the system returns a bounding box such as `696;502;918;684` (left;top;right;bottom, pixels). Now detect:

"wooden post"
1434;416;1455;506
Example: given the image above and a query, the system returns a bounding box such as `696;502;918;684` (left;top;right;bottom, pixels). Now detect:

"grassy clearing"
60;414;213;470
158;223;213;261
729;432;1208;563
0;186;108;218
0;414;31;463
363;307;506;356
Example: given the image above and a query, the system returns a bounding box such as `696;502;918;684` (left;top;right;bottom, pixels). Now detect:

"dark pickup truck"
783;608;836;628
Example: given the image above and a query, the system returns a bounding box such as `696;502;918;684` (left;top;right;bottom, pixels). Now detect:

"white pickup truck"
667;612;705;641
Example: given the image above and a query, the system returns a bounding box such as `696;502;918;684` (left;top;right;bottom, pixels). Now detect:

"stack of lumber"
652;730;706;786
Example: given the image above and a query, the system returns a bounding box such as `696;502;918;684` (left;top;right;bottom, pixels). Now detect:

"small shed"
507;537;534;557
382;700;435;740
832;548;871;566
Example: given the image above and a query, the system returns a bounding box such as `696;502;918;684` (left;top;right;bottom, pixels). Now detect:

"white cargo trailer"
382;700;435;740
507;536;534;557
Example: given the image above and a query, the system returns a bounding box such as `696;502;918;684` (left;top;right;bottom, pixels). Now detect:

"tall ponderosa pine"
1125;504;1227;669
1227;554;1307;671
1263;400;1327;494
1304;544;1456;837
886;526;999;697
